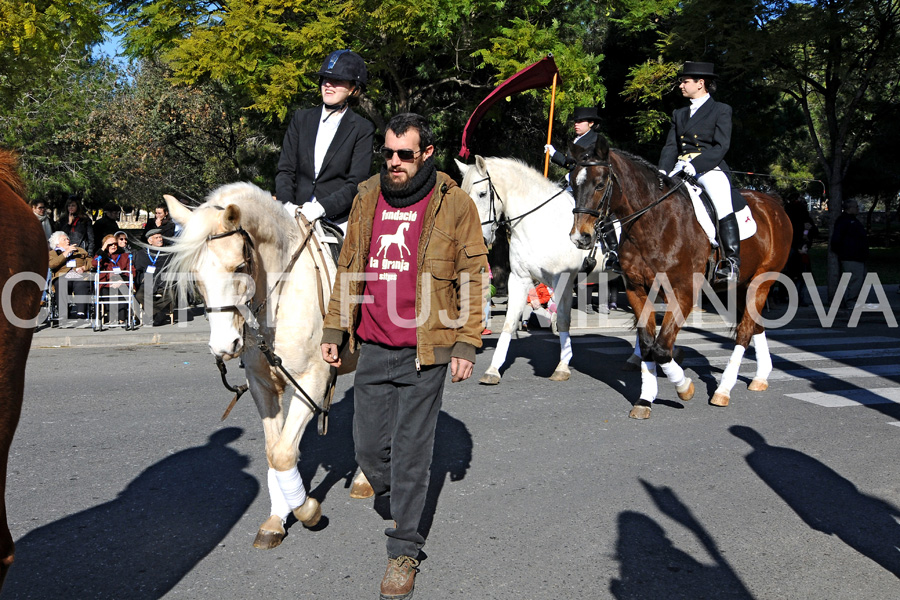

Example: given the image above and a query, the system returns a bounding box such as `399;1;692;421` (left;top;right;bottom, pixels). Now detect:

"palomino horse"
569;136;791;418
0;150;48;589
163;183;369;549
456;156;602;384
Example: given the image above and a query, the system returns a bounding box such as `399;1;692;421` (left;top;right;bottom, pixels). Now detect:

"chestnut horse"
569;135;791;419
0;150;48;588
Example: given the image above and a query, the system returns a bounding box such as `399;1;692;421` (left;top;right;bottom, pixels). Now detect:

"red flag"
459;56;561;159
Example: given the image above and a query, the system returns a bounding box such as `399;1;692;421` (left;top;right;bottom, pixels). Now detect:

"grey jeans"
353;342;447;559
840;260;866;307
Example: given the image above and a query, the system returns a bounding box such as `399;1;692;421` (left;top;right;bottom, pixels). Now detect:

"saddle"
316;219;344;265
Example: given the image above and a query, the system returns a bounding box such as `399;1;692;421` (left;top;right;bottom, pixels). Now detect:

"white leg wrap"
640;361;658;402
267;467;292;522
752;333;772;382
273;465;307;510
717;345;746;394
559;331;573;365
660;359;690;393
491;331;512;370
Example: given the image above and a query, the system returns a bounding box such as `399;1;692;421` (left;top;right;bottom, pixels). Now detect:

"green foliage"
0;0;106;111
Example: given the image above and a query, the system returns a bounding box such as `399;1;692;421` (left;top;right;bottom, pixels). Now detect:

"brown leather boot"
380;555;419;599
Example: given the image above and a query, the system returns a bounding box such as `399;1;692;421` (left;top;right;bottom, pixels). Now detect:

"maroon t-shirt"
356;191;433;347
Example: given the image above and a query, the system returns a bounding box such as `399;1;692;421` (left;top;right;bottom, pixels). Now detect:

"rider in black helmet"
275;49;376;230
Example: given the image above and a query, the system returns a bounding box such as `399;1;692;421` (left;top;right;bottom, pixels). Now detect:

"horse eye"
234;262;248;273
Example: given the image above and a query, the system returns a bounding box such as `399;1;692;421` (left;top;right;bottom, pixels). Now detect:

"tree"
110;0;608;165
92;60;281;210
0;0;106;111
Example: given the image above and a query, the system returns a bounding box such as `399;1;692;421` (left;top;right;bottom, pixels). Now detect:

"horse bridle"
572;159;687;239
204;226;259;324
471;171;569;235
204;218;329;423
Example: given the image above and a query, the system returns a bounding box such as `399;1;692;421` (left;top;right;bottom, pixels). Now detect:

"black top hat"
679;61;717;79
572;106;600;122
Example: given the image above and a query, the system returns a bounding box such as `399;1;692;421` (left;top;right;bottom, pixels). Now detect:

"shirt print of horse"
375;222;411;258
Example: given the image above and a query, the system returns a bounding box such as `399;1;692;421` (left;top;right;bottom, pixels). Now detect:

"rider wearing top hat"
275;49;376;230
659;61;741;283
545;106;600;170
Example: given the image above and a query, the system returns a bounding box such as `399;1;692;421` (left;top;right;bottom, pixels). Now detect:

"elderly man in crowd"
134;228;173;326
48;231;93;324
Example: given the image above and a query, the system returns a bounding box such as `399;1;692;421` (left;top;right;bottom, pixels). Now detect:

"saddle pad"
685;183;757;245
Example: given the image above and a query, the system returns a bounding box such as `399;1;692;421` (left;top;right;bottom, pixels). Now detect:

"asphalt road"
4;316;900;599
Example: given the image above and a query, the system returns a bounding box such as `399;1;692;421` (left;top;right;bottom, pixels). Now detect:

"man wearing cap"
275;49;376;231
544;106;600;170
659;61;741;283
134;228;173;326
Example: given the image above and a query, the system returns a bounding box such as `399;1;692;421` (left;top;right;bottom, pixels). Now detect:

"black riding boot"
715;213;741;283
600;220;622;273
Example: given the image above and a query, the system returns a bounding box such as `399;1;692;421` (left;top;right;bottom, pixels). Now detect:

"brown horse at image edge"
569;135;792;419
0;149;48;588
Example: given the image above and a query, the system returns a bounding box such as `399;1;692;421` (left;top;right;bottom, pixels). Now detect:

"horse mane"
0;149;25;197
163;182;299;298
483;156;569;199
610;147;692;203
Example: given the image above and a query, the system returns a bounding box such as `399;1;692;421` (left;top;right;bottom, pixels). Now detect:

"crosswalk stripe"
586;336;896;355
561;327;848;346
677;347;900;368
766;364;900;381
785;387;900;407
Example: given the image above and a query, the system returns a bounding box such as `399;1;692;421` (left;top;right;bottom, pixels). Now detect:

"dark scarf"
380;157;437;209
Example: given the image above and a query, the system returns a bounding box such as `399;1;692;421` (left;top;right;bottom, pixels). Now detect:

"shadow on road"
611;480;754;599
731;425;900;578
297;390;473;551
1;427;258;600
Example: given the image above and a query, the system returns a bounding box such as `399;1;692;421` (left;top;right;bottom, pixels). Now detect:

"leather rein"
206;215;334;430
471;173;568;235
571;159;687;239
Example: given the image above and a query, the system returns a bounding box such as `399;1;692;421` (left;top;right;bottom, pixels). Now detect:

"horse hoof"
748;379;769;392
549;369;570;381
350;479;374;499
293;497;321;528
479;372;501;385
629;400;652;420
710;392;730;407
253;515;286;549
677;380;695;401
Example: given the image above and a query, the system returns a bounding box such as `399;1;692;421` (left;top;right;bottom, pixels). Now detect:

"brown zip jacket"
321;171;489;365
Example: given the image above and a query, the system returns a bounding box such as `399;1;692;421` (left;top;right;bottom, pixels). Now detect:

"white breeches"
696;168;733;218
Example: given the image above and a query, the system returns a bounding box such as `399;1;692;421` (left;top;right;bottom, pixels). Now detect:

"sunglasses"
108;244;117;249
380;146;421;161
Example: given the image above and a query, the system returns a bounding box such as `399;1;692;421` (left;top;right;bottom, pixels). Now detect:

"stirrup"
714;259;739;283
602;251;622;274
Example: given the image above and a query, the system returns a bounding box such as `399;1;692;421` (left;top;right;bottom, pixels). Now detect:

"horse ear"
474;155;488;175
454;158;469;177
593;135;610;160
222;204;242;230
163;194;193;226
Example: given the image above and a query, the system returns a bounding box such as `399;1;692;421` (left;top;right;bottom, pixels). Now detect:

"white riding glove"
300;202;326;221
283;201;299;218
668;160;696;178
544;144;556;155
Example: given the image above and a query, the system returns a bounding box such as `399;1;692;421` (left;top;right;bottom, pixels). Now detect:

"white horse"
162;183;371;549
456;156;602;384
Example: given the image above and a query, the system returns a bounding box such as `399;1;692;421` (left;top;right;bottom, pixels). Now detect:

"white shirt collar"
689;94;711;116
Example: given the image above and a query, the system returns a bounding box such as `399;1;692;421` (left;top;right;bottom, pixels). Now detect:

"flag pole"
543;71;558;177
